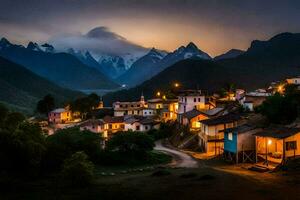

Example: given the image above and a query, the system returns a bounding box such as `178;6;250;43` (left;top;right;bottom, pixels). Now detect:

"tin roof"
200;114;241;126
254;127;300;139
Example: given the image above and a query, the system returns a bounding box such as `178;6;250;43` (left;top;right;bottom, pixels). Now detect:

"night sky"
1;0;300;56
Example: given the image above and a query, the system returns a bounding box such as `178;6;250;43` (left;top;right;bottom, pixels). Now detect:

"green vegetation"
45;127;103;170
0;103;171;181
0;103;45;174
257;85;300;124
61;151;95;187
36;94;55;115
70;93;101;119
147;121;178;141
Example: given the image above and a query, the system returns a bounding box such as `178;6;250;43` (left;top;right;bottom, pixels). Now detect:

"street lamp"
156;91;161;97
174;83;179;88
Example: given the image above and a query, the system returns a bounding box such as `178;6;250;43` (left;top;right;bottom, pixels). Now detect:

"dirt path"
154;140;198;168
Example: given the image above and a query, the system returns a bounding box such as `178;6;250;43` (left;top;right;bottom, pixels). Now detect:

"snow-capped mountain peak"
27;42;42;51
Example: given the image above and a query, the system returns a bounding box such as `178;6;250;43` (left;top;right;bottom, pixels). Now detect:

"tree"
107;131;154;155
257;93;298;124
70;93;101;119
36;94;55;115
45;127;103;169
61;151;94;187
220;82;236;99
0;121;46;174
4;112;25;131
148;121;178;140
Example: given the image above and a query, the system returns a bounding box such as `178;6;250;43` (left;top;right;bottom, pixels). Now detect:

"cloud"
49;26;148;56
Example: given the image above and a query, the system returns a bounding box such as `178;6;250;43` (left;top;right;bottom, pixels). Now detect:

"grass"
1;155;300;200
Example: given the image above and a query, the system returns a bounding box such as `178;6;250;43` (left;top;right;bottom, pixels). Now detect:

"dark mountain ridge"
0;38;119;90
0;56;83;114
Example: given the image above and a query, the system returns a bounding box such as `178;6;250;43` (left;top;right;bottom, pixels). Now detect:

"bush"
61;151;94;187
44;127;103;170
148;121;178;140
0;104;46;175
257;93;298;124
107;131;154;155
0;121;46;174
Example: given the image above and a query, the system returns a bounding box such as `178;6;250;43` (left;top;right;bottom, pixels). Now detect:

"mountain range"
0;56;83;114
117;42;211;87
103;32;300;106
0;38;119;90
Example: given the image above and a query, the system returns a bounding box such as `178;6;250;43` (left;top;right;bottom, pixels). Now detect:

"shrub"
44;127;103;170
107;131;154;155
148;121;178;140
61;151;94;187
0;121;46;174
257;93;298;124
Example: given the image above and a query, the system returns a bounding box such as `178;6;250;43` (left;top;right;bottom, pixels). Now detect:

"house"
255;127;300;165
103;116;125;135
148;98;178;121
224;124;262;163
240;90;271;111
181;107;225;130
148;98;164;109
139;117;160;131
198;114;240;156
113;95;146;116
177;90;206;123
124;115;160;132
79;118;107;137
286;77;300;85
48;108;72;124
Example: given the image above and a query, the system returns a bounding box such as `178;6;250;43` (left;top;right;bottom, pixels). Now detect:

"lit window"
228;132;233;141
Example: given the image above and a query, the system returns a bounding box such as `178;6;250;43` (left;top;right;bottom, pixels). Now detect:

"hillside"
103;32;300;106
0;38;119;90
0;56;84;114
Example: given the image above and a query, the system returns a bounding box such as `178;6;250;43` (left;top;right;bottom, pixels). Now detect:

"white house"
79;118;107;137
286;77;300;85
177;90;206;123
113;95;146;116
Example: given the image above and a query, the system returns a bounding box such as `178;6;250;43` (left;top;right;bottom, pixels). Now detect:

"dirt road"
154;140;198;168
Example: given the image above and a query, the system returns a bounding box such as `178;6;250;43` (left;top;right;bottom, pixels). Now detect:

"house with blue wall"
224;124;261;163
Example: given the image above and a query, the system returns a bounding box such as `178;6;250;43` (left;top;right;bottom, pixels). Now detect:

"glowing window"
228;132;233;141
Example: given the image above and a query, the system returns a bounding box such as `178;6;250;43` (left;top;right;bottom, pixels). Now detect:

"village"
43;76;300;171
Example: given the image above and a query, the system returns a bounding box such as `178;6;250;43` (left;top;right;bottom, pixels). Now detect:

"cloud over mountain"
50;26;148;56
